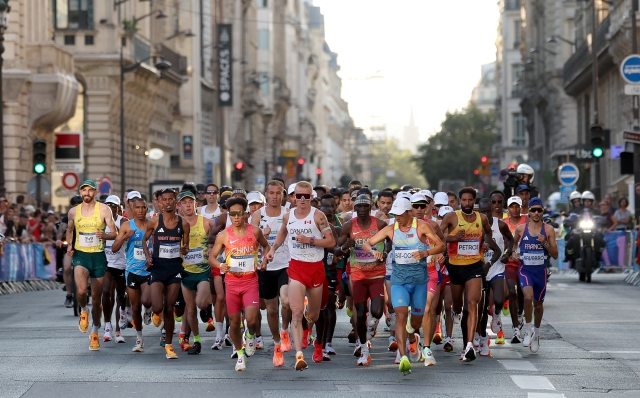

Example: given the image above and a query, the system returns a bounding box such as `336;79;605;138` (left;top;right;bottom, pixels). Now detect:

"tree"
413;107;495;190
370;139;428;189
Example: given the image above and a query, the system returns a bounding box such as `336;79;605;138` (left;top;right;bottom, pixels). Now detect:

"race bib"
230;255;255;272
394;249;417;265
183;248;204;265
159;243;180;259
354;248;376;263
484;250;494;263
79;232;99;247
105;246;116;262
457;240;480;255
327;253;334;265
134;247;146;261
522;251;545;266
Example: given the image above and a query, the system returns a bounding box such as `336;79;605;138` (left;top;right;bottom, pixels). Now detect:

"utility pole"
591;1;601;200
632;0;640;222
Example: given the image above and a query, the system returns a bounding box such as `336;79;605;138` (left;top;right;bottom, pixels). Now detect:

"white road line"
556;283;568;287
528;393;566;398
511;375;556;390
590;351;640;353
499;360;538;371
491;349;522;359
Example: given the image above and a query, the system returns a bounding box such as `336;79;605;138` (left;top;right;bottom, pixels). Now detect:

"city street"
1;273;640;397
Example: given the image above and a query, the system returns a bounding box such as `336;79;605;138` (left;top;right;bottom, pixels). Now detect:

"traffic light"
315;168;322;175
33;139;46;174
473;169;479;176
233;161;245;181
480;156;488;163
297;158;305;175
590;125;610;159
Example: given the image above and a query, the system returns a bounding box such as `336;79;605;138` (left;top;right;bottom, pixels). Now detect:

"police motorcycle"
563;210;604;283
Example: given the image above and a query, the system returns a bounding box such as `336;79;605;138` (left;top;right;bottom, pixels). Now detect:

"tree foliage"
370;139;428;189
413;107;495;190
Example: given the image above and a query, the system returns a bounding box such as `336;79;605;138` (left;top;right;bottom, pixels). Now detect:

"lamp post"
0;0;9;198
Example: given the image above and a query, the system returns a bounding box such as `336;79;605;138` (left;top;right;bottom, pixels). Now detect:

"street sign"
621;55;640;84
203;146;220;164
27;176;51;200
62;172;79;190
489;166;499;177
623;130;640;143
481;175;491;185
625;84;640;95
610;145;625;159
559;184;577;204
98;175;112;195
254;174;265;192
53;163;83;172
558;162;579;186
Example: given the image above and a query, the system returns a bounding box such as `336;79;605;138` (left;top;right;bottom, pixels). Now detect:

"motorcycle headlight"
579;220;594;230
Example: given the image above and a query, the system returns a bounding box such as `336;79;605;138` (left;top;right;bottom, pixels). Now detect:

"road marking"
499;360;538;371
511;376;555;390
552;319;640;325
491;349;522;359
590;351;640;353
528;394;566;398
556;283;568;287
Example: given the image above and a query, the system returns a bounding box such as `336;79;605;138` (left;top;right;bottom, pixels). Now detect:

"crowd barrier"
0;243;57;282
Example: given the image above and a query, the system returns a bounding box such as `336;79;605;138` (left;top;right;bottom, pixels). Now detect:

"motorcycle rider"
566;191;583;215
580;191;600;216
565;191;605;263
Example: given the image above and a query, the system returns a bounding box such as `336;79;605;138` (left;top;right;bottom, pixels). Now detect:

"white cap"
434;192;448;206
419;190;434;199
312;190;318;199
287;183;297;195
396;191;411;201
390;197;412;216
127;191;142;201
507;196;522;207
47;209;55;214
247;191;264;204
105;195;121;206
24;205;35;213
410;193;428;203
438;205;454;218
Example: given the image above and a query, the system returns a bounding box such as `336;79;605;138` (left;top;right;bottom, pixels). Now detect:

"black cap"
196;183;206;192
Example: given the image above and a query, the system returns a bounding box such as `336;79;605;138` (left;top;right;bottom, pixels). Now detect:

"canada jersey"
447;210;483;266
519;223;549;268
286;207;324;263
505;216;527;268
349;216;385;281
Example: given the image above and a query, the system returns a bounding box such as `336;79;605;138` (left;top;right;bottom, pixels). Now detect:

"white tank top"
259;206;290;270
287;207;324;263
484;217;505;266
199;205;221;219
105;216;126;270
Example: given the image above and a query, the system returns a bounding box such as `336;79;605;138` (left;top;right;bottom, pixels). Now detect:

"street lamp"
0;0;9;198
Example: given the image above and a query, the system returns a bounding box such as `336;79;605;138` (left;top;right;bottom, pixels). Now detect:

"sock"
238;348;245;356
532;326;538;335
296;350;303;357
105;322;112;330
525;322;532;332
194;335;201;343
246;331;254;339
81;306;89;313
137;331;143;339
175;316;182;322
91;325;99;333
215;322;223;339
126;306;132;313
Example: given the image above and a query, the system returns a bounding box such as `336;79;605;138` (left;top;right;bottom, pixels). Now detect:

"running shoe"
295;352;308;371
225;333;233;347
422;346;436;366
211;338;223;350
152;313;162;327
518;314;524;331
323;350;332;361
143;307;152;325
530;330;540;353
243;330;256;357
273;345;284;367
125;306;133;324
399;355;412;375
79;311;89;333
231;348;238;359
118;311;127;330
408;333;422;362
235;354;247;371
206;318;215;332
366;315;379;340
443;337;454;352
346;306;353;318
433;322;443;345
353;341;362;357
325;342;337;355
132;338;144;352
188;342;202;355
347;329;357;346
312;341;323;363
103;324;113;342
479;335;490;357
302;329;310;349
472;332;481;349
463;343;476;362
356;347;371;366
451;308;461;324
64;295;73;308
522;328;531;347
159;326;166;347
337;298;345;309
491;311;502;334
511;329;521;344
114;332;126;343
180;336;192;352
495;330;505;345
255;336;264;349
280;331;292;352
89;332;100;351
502;299;510;316
388;336;398;351
394;350;401;364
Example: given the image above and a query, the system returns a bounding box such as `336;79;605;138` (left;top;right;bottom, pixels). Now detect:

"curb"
0;280;61;295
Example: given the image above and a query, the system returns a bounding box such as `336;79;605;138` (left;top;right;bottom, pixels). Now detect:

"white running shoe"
235;354;247;371
356;346;371;366
522;329;531;347
132;338;144;352
479;335;490;357
394;350;402;364
530;330;540;353
463;343;477;362
243;331;256;357
511;328;521;344
118;312;127;330
143;307;152;325
114;333;126;343
353;341;362;357
211;338;223;350
408;334;422;363
103;324;113;342
325;342;337;355
255;336;264;350
491;311;502;334
422;346;436;366
451;308;461;324
518;314;524;330
472;332;481;349
231;348;238;358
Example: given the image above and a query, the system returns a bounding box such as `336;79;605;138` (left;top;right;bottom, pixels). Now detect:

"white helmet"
581;191;596;201
517;164;535;183
569;191;582;201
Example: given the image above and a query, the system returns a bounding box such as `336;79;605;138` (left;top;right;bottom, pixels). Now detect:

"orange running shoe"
273;344;285;367
280;331;292;352
89;332;100;351
78;311;89;333
295;352;308;371
206;318;215;332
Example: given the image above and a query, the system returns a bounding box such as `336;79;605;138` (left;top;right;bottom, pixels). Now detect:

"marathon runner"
65;180;119;351
266;181;336;371
318;202;340;359
435;204;455;352
504;196;527;343
199;183;221;219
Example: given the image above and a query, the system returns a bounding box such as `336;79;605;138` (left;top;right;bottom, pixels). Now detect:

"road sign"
489;166;499;177
27;176;51;200
621;55;640;84
625;84;640;95
98;175;112;195
480;175;491;185
254;174;265;192
558;163;579;186
559;184;577;204
53;162;83;172
62;172;79;190
203;146;220;164
623;130;640;143
55;132;82;162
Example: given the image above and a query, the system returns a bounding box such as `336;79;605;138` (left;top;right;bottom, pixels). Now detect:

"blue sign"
558;162;579;186
621;55;640;84
98;181;111;195
489;166;499;177
205;162;213;184
559;185;577;204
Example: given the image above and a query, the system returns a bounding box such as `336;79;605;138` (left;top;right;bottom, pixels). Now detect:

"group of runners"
64;177;558;374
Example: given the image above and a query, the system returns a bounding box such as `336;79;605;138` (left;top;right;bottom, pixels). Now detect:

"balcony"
160;45;188;84
132;35;151;65
505;0;520;11
511;87;523;98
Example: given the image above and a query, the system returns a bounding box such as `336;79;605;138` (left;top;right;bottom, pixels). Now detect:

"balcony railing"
132;35;151;65
563;15;610;89
161;45;188;76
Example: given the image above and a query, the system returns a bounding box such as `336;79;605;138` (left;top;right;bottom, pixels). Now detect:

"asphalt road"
1;272;640;398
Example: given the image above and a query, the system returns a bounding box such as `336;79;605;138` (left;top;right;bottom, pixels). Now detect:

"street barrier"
0;243;56;282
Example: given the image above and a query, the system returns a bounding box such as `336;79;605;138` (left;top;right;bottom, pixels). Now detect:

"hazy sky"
313;0;499;142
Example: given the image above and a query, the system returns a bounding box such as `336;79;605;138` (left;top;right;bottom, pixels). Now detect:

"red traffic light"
473;169;479;175
234;162;245;170
315;168;322;175
297;158;305;165
480;156;488;163
508;164;516;170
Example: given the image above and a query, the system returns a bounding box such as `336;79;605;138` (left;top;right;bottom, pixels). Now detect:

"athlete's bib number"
394;249;417;265
105;246;116;262
354;248;376;263
79;232;99;247
159;243;180;259
484;250;494;263
230;256;255;273
457;240;480;255
327;253;334;265
134;247;147;261
183;248;204;265
522;251;545;266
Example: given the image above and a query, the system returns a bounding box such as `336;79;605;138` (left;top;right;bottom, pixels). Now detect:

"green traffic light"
34;164;45;174
592;147;604;158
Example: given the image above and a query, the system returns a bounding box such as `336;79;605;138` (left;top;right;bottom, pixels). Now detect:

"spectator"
27;208;43;242
604;193;617;213
15;194;25;213
599;201;615;231
613;197;632;230
14;213;30;242
3;207;16;238
0;197;9;234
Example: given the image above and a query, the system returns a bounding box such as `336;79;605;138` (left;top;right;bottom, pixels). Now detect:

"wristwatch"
310;237;315;245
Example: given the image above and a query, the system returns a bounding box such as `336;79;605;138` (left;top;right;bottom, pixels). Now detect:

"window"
258;29;269;50
260;74;269;96
55;0;94;30
511;64;522;98
84;35;94;45
512;113;527;147
257;0;268;7
513;20;521;48
64;35;75;45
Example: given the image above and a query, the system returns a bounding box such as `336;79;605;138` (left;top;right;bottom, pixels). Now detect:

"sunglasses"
197;191;205;194
295;193;311;200
228;211;245;217
206;190;219;194
491;200;503;204
412;203;427;209
529;208;544;213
